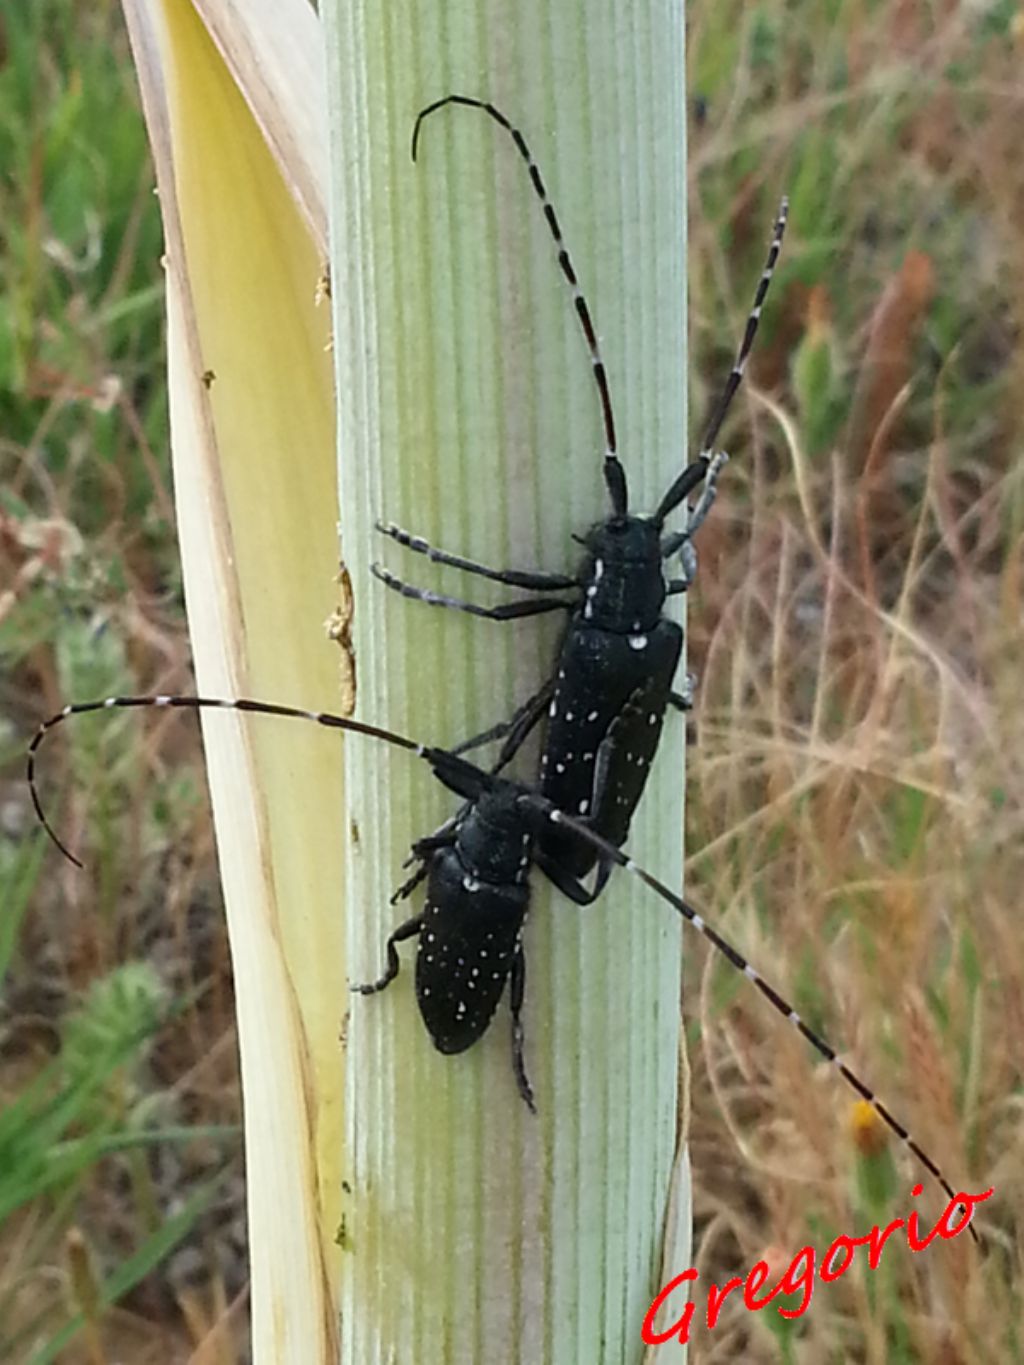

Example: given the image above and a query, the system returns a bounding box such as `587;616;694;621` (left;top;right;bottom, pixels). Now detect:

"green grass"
1;0;1022;1359
0;3;240;1359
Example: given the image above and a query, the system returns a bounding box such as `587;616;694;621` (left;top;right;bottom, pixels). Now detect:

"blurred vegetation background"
1;0;1021;1360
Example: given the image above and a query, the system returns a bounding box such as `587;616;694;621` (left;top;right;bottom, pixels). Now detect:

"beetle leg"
535;848;611;904
391;817;461;904
509;945;536;1113
353;914;423;994
389;860;431;906
660;450;728;579
682;449;728;539
668;674;696;712
665;536;700;592
450;676;555;763
372;564;575;621
376;519;578;590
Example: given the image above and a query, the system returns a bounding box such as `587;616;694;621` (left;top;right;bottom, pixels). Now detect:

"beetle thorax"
577;515;666;633
455;786;533;885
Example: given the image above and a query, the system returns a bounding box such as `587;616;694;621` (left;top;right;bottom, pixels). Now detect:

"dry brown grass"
681;3;1024;1354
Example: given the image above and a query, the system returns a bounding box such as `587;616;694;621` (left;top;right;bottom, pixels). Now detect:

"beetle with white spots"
372;95;789;903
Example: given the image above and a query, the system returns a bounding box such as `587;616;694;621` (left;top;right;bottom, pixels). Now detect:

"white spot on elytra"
629;635;648;651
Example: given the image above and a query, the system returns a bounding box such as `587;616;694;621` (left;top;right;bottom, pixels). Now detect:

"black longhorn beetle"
28;693;980;1242
373;96;788;897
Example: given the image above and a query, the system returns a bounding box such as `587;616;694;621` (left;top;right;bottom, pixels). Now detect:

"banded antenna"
695;195;789;462
652;195;789;527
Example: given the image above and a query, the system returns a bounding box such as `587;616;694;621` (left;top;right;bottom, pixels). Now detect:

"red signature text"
642;1184;993;1346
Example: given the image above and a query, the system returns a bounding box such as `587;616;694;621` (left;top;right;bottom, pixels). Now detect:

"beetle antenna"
28;695;424;868
696;195;789;462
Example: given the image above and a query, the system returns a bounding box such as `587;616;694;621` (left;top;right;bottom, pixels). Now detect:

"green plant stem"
323;4;691;1361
